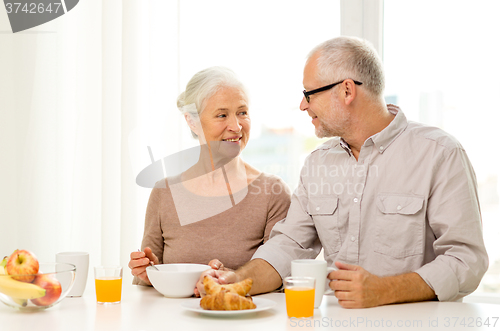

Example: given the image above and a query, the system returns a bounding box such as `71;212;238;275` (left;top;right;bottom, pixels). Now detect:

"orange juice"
95;277;122;303
285;287;315;318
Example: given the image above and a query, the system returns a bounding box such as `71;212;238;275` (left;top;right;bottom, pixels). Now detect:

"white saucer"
181;297;276;316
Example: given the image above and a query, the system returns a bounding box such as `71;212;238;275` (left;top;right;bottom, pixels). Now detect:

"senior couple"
128;36;488;308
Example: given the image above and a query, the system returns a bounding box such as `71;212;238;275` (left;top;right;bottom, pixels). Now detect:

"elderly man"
198;36;488;308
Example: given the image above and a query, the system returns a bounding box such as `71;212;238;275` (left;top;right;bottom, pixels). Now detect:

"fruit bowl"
0;262;76;310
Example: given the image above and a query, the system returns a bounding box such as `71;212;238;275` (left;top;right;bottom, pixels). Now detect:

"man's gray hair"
177;66;248;115
308;36;385;97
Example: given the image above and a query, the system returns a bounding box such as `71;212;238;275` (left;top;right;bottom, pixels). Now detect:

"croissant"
203;276;253;296
200;289;256;310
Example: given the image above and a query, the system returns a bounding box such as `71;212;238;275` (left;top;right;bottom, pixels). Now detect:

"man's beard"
315;117;335;138
314;102;349;138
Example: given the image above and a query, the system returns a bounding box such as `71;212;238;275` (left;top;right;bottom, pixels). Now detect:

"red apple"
5;249;39;282
30;274;62;306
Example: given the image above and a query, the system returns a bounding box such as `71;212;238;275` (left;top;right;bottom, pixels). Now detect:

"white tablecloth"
2;283;499;331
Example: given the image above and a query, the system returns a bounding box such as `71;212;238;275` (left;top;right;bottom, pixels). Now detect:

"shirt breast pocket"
308;197;341;256
374;193;425;258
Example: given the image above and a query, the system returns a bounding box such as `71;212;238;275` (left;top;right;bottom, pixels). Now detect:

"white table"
2;284;499;331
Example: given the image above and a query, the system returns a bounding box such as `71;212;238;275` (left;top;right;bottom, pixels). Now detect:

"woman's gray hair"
308;36;385;97
177;66;248;116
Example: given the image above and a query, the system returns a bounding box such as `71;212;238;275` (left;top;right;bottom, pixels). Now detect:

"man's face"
300;53;349;138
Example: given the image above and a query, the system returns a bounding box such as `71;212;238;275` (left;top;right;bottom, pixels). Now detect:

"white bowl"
146;264;210;298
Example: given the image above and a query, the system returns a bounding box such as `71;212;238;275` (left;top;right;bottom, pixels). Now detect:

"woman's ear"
184;113;199;136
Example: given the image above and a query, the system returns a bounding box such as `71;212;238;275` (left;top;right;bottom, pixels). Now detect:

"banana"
12;297;28;307
0;262;28;306
0;259;46;300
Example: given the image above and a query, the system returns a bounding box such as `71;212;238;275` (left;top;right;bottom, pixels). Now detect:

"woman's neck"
183;144;246;183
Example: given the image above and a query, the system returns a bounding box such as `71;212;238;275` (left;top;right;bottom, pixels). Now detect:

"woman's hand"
128;247;159;285
208;259;224;271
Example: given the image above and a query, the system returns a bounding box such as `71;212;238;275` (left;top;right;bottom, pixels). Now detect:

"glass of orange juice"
94;266;123;304
284;276;315;318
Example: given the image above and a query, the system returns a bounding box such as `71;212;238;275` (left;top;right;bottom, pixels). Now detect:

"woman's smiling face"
196;86;251;152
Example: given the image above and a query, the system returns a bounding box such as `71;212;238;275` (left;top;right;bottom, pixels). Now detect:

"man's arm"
416;147;488;301
232;259;282;295
195;258;282;297
330;261;436;308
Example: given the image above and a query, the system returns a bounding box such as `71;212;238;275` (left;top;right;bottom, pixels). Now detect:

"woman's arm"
263;176;291;243
131;184;165;285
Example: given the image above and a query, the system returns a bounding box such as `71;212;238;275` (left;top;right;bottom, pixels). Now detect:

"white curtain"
0;0;342;287
0;0;181;285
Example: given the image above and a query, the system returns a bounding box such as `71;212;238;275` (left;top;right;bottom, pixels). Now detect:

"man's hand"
194;259;237;297
194;258;282;297
328;261;436;308
328;261;387;308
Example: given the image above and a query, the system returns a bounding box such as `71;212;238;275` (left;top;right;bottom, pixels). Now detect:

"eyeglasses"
303;79;363;103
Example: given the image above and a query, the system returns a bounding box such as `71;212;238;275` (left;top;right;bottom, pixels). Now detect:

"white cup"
56;252;89;297
291;259;336;308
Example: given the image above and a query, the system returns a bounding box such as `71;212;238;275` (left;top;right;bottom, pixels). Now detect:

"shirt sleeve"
132;183;165;286
415;146;488;301
252;166;323;279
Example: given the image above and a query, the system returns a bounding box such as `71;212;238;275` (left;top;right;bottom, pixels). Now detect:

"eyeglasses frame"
303;79;363;103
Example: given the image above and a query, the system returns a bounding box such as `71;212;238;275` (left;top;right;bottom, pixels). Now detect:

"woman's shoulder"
152;173;182;190
253;170;288;184
248;172;291;198
149;175;182;201
255;172;286;184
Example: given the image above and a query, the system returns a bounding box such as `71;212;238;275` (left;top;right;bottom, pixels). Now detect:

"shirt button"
350;236;356;242
379;146;384;150
316;207;320;211
397;205;402;211
353;198;358;203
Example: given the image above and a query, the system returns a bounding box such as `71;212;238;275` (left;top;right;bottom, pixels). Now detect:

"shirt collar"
336;104;408;156
368;104;408;154
339;138;352;157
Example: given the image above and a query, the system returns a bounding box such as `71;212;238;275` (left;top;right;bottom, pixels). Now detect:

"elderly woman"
129;67;291;286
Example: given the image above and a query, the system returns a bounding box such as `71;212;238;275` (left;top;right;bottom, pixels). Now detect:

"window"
134;0;341;255
177;0;341;190
384;0;500;293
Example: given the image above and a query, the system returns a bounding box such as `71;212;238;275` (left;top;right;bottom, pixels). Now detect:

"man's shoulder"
301;137;347;166
405;121;464;151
